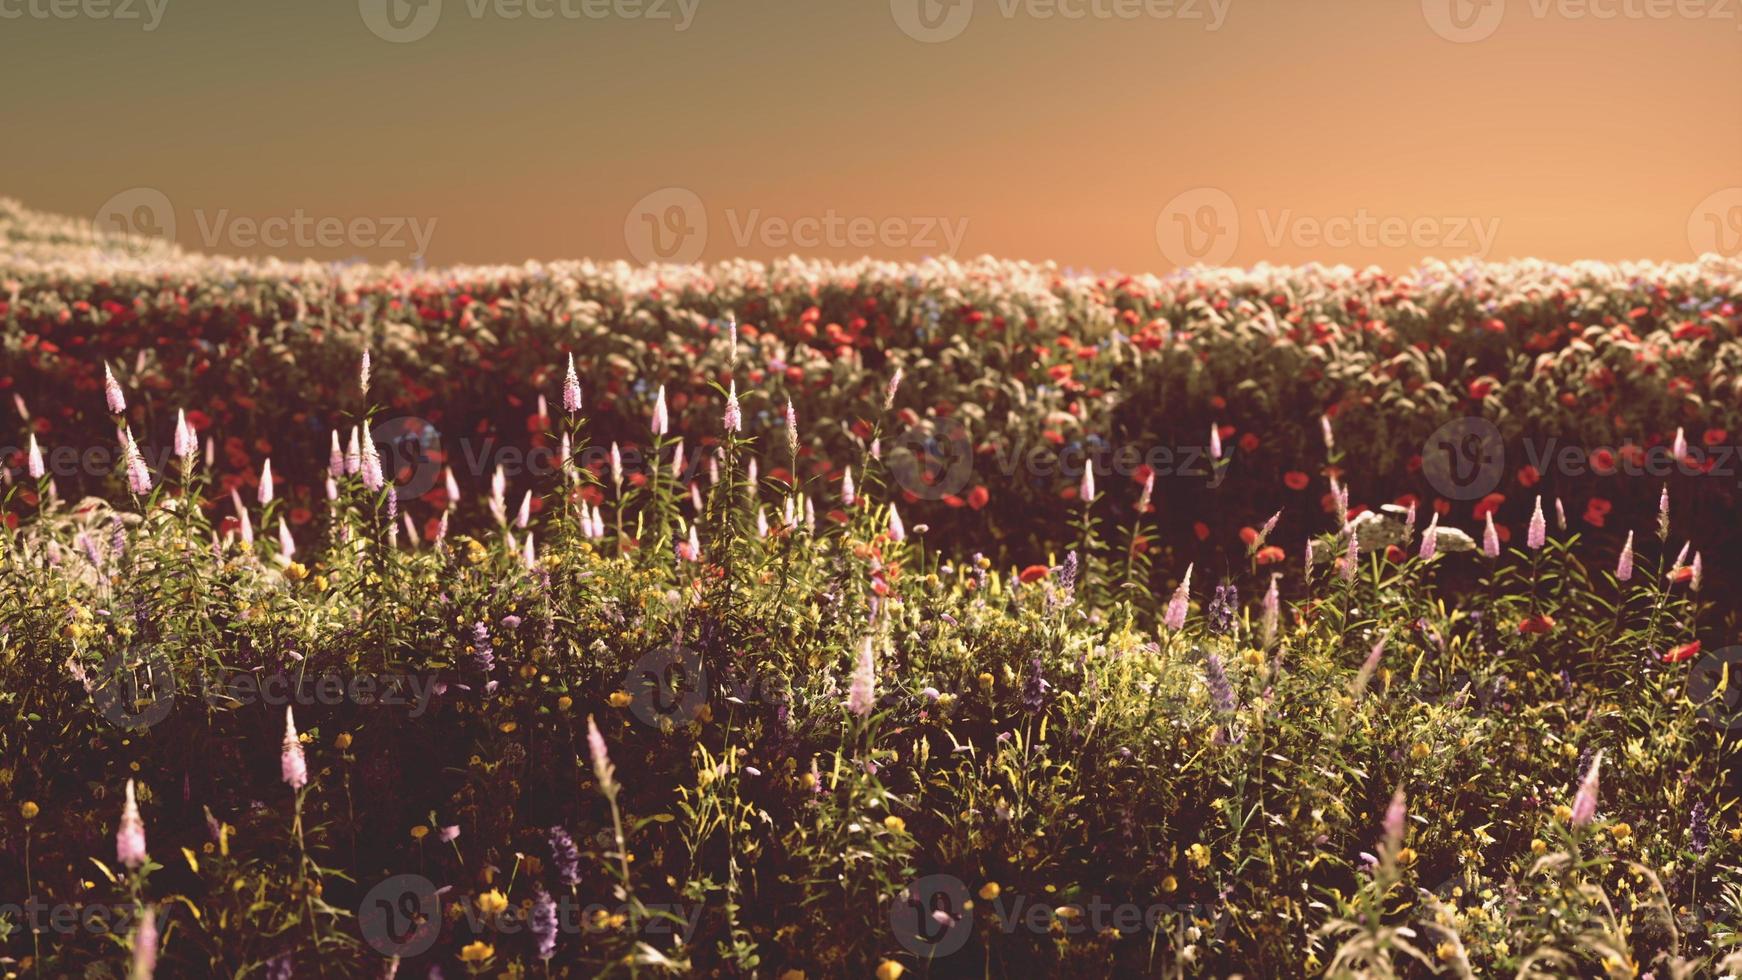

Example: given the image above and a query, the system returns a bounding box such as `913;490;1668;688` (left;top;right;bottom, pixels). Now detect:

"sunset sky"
2;0;1737;270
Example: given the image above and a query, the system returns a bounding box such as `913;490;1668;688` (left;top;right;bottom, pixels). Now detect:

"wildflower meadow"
2;199;1741;978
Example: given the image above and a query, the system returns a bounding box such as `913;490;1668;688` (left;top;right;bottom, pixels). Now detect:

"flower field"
1;200;1741;977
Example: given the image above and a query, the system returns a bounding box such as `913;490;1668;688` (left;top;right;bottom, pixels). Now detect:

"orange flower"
1662;641;1701;664
1518;614;1556;635
1018;565;1050;583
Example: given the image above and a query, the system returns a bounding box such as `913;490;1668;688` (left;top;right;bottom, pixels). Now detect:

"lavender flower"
651;385;669;436
1203;651;1236;715
26;432;44;480
785;399;799;457
884;367;903;411
547;826;581;887
1690;801;1711;854
1616;532;1634;582
359;349;372;395
531;888;558;960
1079;461;1096;503
1419;513;1440;560
1527;495;1546;550
1021;656;1050;713
468;622;494;673
1482;512;1499;558
175;410;197;461
1207;584;1238;637
1260;574;1280;649
841;466;856;507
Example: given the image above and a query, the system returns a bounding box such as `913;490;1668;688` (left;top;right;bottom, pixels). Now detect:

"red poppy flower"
1284;471;1310;491
1019;564;1050;583
1517;465;1540;488
1473;493;1505;521
966;485;989;509
1255;545;1285;565
1704;428;1728;447
1662;641;1701;664
1193;521;1210;541
1518;614;1556;635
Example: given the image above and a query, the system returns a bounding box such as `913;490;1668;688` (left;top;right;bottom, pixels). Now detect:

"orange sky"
2;0;1738;270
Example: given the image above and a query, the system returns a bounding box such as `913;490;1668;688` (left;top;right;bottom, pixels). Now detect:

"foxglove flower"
117;778;147;869
884;368;903;411
888;505;905;542
444;466;460;506
1419;513;1440;560
848;637;876;717
785;399;799;457
1260;574;1280;648
842;466;856;507
1164;564;1193;631
104;362;126;415
360;432;384;493
651;385;669;436
175;410;197;461
26;433;44;480
1079;461;1096;503
515;490;532;529
230;488;254;546
1382;788;1406;853
1482;512;1499;558
1136;471;1154;513
723;380;741;433
1527;496;1545;550
563;353;582;414
259;458;275;506
278;518;296;559
343;429;360;476
1659;485;1671;539
609;442;623;486
359;349;371;395
282;706;308;790
522;530;536;569
586;715;617;795
1209;423;1222;461
1674;426;1687;459
1341;529;1359;582
1554;497;1566;531
1570;750;1602;827
1616;532;1634;582
1691;551;1703;591
130;905;158;980
1304;539;1315;578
